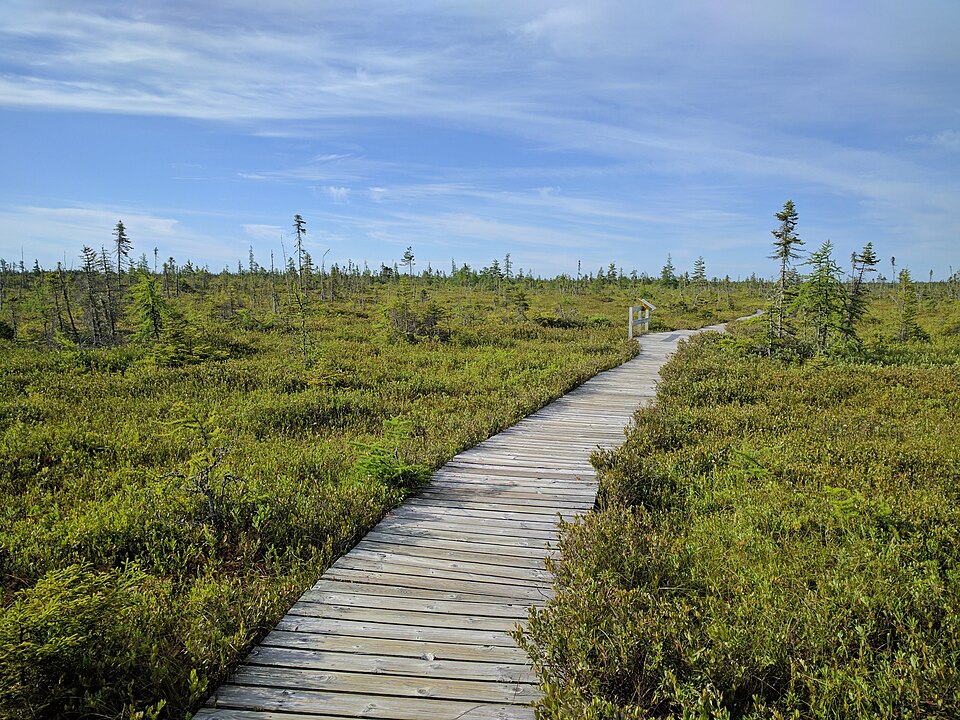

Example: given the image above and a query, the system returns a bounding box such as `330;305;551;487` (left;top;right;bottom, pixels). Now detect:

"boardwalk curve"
195;324;726;720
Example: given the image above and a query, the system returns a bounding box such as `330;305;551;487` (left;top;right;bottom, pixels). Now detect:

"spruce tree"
894;269;927;342
794;240;847;355
130;271;166;341
660;255;677;288
402;247;415;277
293;214;307;296
114;220;131;293
843;241;879;343
769;200;803;346
692;256;707;305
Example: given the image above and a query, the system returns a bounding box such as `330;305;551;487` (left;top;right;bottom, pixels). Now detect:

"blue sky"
1;0;958;279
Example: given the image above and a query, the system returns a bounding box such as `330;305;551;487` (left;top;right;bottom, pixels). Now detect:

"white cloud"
242;224;283;241
1;2;958;278
324;186;352;202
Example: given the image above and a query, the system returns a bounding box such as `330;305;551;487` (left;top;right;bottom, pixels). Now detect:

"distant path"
194;323;728;720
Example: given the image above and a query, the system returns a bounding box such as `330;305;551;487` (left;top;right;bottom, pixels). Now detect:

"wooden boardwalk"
195;325;725;720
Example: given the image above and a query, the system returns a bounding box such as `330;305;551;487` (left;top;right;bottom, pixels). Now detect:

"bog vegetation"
0;223;760;720
517;203;960;718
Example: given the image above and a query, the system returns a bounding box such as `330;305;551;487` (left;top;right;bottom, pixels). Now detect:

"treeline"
2;216;785;349
7;211;957;352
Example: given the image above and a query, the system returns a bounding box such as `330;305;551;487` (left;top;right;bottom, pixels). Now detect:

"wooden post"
628;299;656;339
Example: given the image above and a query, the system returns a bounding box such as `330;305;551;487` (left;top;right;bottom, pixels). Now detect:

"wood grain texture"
199;326;724;719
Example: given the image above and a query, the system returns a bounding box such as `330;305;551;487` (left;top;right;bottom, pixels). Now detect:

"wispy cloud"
909;129;960;152
0;204;244;268
242;224;283;242
323;186;352;203
1;1;958;277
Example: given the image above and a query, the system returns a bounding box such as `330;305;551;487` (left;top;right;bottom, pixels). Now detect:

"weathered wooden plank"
336;548;551;584
260;629;529;664
299;587;533;618
435;462;596;477
243;645;535;683
411;494;588;515
355;538;549;570
227;665;537;703
453;456;592;469
431;472;597;488
274;616;518;648
415;487;593;509
286;601;522;633
323;567;554;602
366;522;556;551
375;515;558;542
444;459;586;475
364;527;556;552
204;686;534;720
429;475;597;496
332;552;552;587
361;529;553;560
393;502;569;526
194;710;360;720
428;480;597;499
390;505;561;530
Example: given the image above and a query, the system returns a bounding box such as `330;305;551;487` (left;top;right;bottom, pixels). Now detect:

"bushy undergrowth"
518;307;960;719
0;279;760;720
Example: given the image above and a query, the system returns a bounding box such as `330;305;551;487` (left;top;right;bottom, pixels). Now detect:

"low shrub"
518;331;960;719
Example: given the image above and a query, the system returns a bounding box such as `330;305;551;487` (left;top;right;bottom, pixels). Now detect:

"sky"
1;0;958;280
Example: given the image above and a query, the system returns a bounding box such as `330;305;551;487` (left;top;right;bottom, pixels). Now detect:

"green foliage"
1;275;751;720
792;240;848;354
0;563;161;719
381;282;450;342
894;269;929;342
129;271;167;341
518;324;960;719
769;199;804;345
0;255;765;719
351;416;431;489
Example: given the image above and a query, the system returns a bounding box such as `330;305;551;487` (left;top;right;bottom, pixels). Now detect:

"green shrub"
351;416;431;489
0;280;764;719
0;563;164;719
519;330;960;719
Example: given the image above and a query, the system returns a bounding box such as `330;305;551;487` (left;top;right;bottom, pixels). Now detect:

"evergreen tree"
660;255;677;288
130;271;166;341
487;258;503;294
100;244;118;339
292;214;307;295
692;257;706;285
843;241;879;342
114;220;131;293
793;240;847;355
691;256;707;305
401;247;415;276
55;262;80;342
769;200;804;346
894;269;928;342
79;246;106;345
